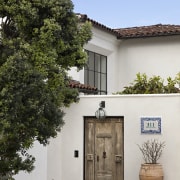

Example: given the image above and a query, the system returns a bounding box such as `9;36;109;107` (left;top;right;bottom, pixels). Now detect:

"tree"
0;0;92;178
115;72;180;94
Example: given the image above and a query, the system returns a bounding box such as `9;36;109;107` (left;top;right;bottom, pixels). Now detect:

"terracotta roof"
69;80;98;94
114;24;180;39
77;14;180;39
76;13;119;37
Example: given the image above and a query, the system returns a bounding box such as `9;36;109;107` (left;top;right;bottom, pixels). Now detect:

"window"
84;50;107;94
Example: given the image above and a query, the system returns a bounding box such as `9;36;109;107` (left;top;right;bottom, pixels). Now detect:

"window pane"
100;91;106;95
95;72;100;89
101;56;107;73
101;74;107;92
88;52;94;70
89;70;94;86
95;54;100;72
84;69;88;84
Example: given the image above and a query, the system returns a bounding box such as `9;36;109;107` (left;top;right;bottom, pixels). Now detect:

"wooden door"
85;117;124;180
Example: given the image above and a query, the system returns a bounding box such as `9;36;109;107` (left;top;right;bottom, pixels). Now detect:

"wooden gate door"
85;117;123;180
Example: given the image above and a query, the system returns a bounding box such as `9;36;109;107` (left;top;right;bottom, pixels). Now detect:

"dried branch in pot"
137;139;165;164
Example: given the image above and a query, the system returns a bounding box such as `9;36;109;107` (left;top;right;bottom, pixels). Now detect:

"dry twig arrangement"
138;139;165;164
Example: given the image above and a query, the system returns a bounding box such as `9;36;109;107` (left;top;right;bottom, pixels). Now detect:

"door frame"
83;116;124;180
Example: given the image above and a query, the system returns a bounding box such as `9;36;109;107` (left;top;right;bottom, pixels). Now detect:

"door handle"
103;151;107;158
97;155;99;162
87;154;94;161
115;155;122;163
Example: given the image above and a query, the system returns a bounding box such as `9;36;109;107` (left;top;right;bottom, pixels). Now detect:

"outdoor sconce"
95;101;106;119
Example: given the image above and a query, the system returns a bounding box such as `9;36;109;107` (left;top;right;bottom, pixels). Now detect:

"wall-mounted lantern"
95;101;106;119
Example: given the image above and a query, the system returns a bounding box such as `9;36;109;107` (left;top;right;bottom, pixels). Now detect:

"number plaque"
141;117;161;134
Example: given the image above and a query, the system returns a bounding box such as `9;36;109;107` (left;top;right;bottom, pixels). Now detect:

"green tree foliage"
0;0;92;177
115;72;180;94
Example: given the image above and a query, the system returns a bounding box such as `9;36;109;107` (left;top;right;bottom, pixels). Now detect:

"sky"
72;0;180;28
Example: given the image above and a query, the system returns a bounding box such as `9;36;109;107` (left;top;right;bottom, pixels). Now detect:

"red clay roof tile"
76;13;119;36
77;14;180;39
115;24;180;39
69;80;98;94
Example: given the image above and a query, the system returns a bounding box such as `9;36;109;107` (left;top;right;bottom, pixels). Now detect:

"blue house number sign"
141;117;161;134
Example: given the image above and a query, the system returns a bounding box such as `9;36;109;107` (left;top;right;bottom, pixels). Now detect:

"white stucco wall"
47;94;180;180
118;35;180;91
48;31;180;180
84;27;122;95
68;27;121;94
14;94;180;180
13;28;180;180
14;142;47;180
69;28;180;94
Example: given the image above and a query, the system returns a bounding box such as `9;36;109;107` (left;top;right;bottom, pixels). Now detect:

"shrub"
115;72;180;94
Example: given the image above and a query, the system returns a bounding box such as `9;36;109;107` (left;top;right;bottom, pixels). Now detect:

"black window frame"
84;50;107;95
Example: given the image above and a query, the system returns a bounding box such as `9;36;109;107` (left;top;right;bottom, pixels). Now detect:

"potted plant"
138;139;165;180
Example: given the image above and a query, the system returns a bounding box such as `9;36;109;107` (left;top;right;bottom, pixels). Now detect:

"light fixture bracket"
95;101;106;119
